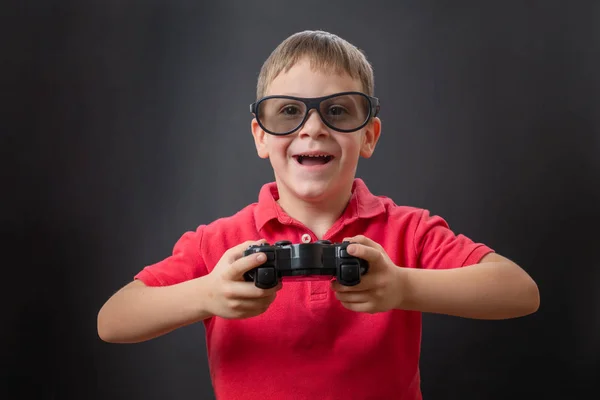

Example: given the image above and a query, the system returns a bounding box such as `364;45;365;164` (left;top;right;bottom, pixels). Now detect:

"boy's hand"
331;235;405;314
203;239;282;319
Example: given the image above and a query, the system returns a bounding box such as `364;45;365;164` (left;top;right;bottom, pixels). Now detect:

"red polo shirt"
134;178;493;400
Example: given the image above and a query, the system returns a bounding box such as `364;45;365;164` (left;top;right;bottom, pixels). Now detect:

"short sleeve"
134;225;209;286
413;210;494;270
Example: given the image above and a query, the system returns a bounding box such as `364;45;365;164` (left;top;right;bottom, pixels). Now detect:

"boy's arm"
332;236;539;320
97;227;215;344
97;239;281;344
399;252;540;319
97;277;214;344
398;209;539;319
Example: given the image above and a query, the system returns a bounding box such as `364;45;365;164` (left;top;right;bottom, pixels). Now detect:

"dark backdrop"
2;1;599;399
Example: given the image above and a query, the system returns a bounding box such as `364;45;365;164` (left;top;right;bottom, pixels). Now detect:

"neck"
276;182;354;239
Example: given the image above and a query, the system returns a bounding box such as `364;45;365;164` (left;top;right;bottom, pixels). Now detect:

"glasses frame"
249;91;380;136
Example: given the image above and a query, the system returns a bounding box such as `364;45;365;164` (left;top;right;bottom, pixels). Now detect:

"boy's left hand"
331;235;405;314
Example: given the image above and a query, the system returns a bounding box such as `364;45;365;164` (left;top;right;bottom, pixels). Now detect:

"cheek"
339;136;363;158
266;138;292;160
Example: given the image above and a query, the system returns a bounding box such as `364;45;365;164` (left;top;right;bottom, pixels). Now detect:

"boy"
97;30;540;399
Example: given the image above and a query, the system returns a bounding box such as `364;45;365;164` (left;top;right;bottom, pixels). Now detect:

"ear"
360;117;381;158
251;118;269;159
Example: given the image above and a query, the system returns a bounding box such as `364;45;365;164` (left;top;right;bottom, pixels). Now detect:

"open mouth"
294;154;334;166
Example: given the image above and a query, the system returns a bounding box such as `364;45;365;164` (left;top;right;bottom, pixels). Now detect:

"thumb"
223;238;267;263
221;239;268;280
342;236;382;267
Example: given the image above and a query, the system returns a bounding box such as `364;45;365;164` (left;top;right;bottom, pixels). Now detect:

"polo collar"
254;178;386;232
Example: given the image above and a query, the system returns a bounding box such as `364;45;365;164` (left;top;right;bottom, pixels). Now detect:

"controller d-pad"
340;264;359;282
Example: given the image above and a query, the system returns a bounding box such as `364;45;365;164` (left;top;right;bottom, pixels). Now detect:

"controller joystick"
242;240;369;289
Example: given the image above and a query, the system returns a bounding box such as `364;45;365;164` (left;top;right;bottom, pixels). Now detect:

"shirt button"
301;233;312;243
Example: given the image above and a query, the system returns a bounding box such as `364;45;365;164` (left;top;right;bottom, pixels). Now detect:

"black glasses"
250;91;380;136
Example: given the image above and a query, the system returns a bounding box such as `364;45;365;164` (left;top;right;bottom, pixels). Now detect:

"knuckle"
222;285;235;299
228;299;241;310
223;251;237;264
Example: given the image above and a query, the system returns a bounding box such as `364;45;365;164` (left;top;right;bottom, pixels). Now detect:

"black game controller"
242;240;369;289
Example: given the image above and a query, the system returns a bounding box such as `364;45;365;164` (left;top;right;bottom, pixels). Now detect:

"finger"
334;290;371;304
343;234;379;248
227;296;277;315
255;292;278;307
223;280;282;299
222;249;269;281
342;235;384;260
223;238;267;265
339;301;375;314
223;239;267;263
331;278;372;292
344;242;383;265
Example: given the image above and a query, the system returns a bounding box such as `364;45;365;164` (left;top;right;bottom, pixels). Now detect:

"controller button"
258;267;276;285
316;240;332;244
340;264;359;282
275;240;292;246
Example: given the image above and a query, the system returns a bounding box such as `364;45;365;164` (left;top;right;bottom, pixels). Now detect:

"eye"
327;105;349;116
279;104;302;115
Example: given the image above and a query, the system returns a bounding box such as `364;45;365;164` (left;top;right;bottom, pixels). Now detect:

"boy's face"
251;57;381;204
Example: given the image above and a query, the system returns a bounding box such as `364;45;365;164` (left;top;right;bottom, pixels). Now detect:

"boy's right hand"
202;239;282;319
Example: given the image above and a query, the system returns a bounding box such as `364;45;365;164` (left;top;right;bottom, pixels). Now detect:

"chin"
294;186;332;202
280;176;337;202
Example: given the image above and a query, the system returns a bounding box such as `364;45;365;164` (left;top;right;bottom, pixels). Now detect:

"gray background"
2;0;599;399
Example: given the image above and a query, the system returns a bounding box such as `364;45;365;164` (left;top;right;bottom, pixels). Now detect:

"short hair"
256;30;375;100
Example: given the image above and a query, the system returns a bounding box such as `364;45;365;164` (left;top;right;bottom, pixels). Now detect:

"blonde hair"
256;30;375;100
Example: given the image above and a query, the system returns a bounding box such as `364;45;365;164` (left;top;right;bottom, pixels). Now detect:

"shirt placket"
293;230;331;303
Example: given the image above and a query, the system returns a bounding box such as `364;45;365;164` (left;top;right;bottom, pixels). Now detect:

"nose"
298;110;329;139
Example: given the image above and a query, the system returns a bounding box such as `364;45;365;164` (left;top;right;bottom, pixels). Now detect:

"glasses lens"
257;98;307;134
319;93;370;131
